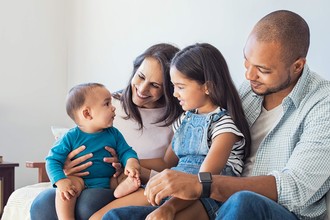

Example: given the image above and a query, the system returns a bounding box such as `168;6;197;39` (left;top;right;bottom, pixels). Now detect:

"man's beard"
252;74;291;96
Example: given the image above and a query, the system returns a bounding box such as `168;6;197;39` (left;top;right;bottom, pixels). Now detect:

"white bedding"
1;182;52;220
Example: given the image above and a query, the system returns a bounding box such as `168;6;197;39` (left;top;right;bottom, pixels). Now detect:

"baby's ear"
82;107;93;120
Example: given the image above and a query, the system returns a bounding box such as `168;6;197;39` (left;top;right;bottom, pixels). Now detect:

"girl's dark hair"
171;43;251;159
113;43;183;129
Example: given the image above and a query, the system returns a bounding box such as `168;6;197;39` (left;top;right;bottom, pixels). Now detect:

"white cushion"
51;126;69;140
1;182;52;220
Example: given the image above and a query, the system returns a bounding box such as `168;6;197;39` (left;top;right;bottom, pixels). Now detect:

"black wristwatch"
198;172;212;198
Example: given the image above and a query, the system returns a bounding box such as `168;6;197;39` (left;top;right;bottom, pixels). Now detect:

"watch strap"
198;172;212;198
200;181;211;198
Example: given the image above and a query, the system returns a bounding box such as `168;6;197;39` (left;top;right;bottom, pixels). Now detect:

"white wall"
0;1;72;188
67;0;330;91
1;0;329;189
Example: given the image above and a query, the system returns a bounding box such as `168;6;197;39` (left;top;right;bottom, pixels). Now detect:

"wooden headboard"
26;161;49;182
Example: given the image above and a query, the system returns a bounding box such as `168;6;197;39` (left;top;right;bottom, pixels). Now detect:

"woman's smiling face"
131;57;164;108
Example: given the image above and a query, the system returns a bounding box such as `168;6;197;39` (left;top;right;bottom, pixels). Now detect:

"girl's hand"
63;145;93;176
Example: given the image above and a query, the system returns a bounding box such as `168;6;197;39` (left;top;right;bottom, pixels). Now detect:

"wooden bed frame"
26;161;49;183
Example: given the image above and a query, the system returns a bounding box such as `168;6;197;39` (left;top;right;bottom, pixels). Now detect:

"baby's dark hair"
171;43;251;159
66;83;105;122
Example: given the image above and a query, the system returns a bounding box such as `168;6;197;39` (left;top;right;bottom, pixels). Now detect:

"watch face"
198;172;212;182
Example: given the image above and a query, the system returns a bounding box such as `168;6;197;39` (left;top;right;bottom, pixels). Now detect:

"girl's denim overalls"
171;109;235;219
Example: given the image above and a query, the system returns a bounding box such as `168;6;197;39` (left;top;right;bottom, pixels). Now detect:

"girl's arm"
147;132;240;219
199;132;240;173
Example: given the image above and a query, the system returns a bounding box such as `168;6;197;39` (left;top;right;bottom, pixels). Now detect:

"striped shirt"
239;64;330;219
172;108;245;176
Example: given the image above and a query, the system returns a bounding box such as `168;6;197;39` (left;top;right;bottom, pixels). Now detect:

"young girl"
90;43;251;220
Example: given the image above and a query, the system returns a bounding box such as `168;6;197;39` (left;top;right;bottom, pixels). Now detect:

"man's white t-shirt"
242;105;282;177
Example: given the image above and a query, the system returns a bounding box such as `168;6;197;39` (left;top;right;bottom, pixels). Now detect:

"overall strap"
210;109;227;122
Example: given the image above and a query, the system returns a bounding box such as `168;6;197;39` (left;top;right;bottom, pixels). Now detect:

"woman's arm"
140;141;178;172
140;158;170;172
137;143;179;184
140;145;178;172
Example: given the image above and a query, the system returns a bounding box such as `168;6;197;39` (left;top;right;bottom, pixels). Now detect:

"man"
104;10;330;219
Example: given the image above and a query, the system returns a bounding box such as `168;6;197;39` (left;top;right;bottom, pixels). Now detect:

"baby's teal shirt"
46;126;138;188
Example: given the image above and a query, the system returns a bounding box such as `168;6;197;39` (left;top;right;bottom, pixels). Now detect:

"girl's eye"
105;102;110;106
175;85;183;90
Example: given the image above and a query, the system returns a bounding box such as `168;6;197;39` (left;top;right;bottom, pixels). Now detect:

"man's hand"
144;169;201;206
63;145;93;176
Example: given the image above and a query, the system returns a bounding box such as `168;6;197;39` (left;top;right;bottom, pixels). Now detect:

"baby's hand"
55;178;78;201
125;158;140;179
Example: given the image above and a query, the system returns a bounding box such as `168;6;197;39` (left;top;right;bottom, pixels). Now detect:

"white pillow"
51;126;69;140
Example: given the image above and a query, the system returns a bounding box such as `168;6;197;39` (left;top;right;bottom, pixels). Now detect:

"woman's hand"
104;146;123;177
63;145;122;178
144;169;201;206
63;145;93;176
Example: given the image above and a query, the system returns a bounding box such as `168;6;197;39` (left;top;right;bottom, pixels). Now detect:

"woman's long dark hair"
113;43;183;129
171;43;251;159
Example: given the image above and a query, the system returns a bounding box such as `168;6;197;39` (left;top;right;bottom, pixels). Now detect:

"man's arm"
145;169;277;206
211;175;277;202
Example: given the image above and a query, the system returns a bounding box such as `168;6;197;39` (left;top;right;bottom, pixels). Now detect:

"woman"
30;43;183;220
92;43;251;220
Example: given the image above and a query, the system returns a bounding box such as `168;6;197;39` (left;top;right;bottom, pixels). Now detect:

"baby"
46;83;140;219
